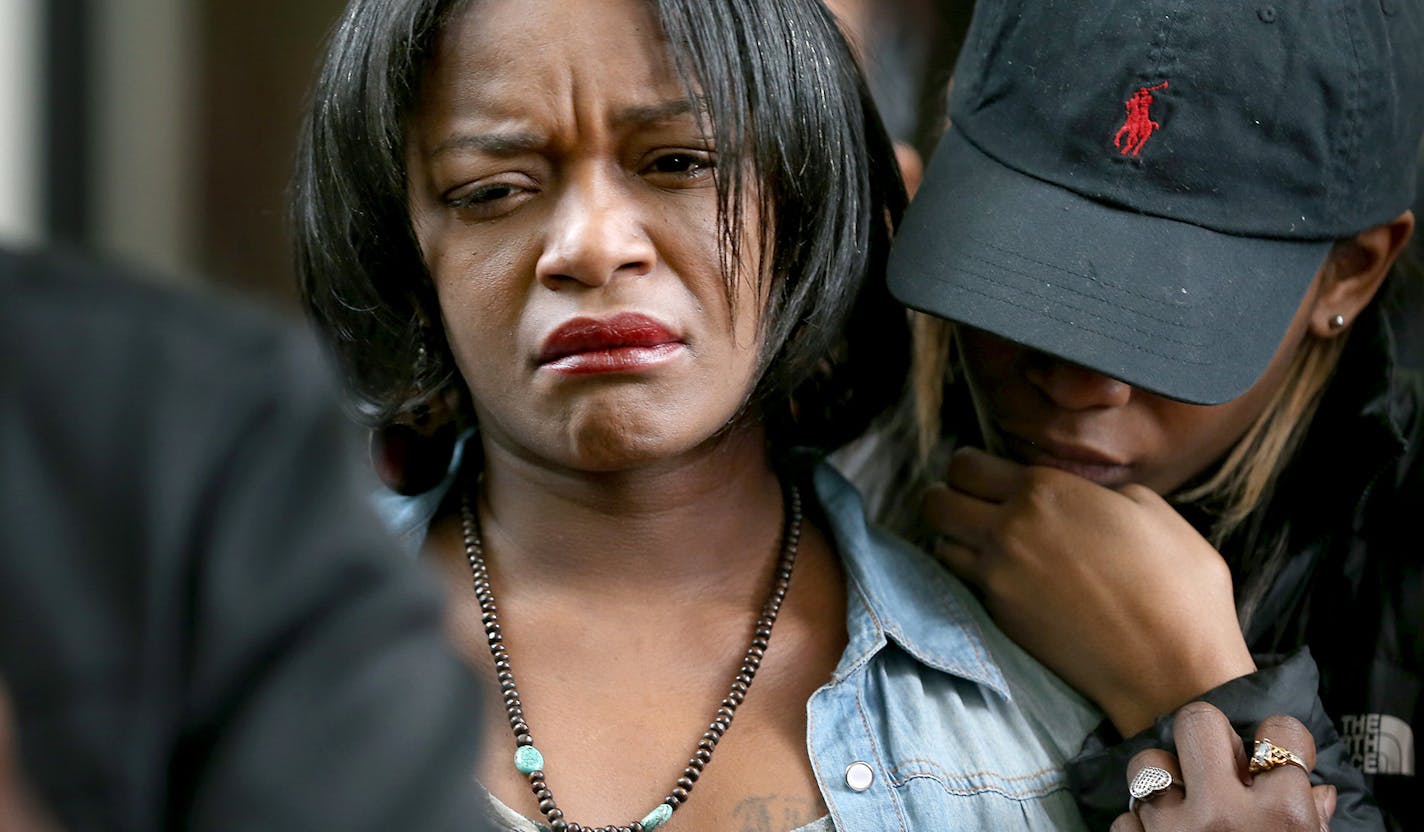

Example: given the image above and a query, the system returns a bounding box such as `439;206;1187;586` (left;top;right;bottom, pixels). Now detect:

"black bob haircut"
293;0;910;453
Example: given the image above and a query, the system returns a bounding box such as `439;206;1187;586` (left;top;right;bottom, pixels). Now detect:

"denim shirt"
379;454;1102;831
805;460;1100;830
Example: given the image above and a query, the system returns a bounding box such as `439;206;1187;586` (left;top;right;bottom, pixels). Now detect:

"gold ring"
1248;738;1309;775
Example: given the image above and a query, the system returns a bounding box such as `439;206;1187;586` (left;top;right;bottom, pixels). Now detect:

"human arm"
1069;651;1382;831
925;447;1383;830
925;447;1255;735
1108;703;1333;832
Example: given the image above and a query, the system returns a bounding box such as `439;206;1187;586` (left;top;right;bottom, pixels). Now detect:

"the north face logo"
1341;713;1415;775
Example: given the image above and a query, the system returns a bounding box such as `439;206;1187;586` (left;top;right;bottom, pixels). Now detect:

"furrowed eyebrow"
611;98;711;131
427;98;711;159
428;132;544;159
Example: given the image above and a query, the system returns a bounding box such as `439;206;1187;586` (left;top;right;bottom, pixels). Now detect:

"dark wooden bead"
528;770;545;781
695;749;712;764
683;766;700;781
516;733;533;746
677;777;694;790
631;824;645;832
672;787;689;802
549;822;568;832
535;789;552;802
538;799;557;813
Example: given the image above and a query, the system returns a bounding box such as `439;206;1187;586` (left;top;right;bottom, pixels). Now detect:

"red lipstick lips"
538;313;684;375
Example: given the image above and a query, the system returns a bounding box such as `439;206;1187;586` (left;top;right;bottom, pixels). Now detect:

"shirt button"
845;761;875;792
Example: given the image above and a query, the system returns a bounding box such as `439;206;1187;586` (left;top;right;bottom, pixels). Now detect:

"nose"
1024;354;1133;411
535;165;655;289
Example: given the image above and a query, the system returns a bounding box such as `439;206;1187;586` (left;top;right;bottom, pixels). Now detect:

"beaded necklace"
460;482;802;832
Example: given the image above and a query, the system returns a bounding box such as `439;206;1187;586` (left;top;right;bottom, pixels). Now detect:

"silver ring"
1128;765;1183;813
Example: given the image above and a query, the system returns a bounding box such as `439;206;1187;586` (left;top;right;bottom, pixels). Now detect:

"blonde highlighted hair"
909;314;1347;538
906;307;1350;624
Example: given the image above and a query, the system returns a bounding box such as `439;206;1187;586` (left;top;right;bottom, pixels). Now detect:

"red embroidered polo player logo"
1113;81;1169;157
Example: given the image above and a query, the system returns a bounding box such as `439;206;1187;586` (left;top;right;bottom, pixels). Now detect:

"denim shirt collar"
381;442;1012;701
808;458;1012;700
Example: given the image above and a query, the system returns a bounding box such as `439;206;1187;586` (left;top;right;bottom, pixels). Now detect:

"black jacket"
0;249;488;831
1069;304;1421;831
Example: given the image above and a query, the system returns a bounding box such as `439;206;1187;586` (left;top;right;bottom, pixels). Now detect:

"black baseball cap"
888;0;1424;405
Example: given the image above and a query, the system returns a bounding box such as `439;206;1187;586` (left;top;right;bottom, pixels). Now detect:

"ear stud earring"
1329;314;1346;330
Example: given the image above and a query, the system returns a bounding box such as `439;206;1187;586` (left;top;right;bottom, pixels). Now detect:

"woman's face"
954;281;1318;494
405;0;766;472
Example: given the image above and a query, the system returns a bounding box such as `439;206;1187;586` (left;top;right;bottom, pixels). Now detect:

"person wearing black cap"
865;0;1423;829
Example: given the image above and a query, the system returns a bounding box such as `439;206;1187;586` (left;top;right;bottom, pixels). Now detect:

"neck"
465;423;792;601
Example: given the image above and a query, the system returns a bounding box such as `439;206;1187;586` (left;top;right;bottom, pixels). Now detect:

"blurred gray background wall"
0;0;344;306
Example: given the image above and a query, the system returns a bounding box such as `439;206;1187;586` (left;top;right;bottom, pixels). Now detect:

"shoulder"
805;454;1101;752
3;246;348;484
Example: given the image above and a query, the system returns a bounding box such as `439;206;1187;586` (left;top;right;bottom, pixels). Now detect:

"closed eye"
445;176;538;218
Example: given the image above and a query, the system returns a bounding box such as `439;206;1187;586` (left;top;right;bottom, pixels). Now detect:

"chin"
554;408;708;473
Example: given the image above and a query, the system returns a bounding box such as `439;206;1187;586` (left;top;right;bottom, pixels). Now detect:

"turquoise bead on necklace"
514;746;544;775
460;477;803;832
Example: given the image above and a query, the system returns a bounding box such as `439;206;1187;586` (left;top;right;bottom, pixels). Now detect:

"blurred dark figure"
1392;144;1424;366
825;0;973;195
0;248;486;831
